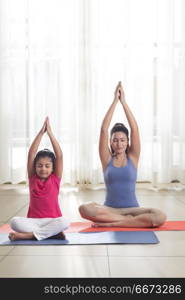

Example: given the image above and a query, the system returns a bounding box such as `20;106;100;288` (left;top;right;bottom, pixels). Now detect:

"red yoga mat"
1;221;185;233
65;220;185;232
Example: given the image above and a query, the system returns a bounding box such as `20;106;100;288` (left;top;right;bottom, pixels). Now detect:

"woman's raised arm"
119;82;141;164
99;83;120;169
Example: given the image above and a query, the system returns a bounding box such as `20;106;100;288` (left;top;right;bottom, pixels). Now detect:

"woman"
79;82;166;228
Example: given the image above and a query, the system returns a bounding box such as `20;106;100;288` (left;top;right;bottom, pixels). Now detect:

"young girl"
79;82;166;228
9;117;70;241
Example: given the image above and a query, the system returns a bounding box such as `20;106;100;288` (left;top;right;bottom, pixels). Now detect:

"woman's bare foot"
92;215;135;228
92;221;122;228
8;232;35;241
49;232;66;240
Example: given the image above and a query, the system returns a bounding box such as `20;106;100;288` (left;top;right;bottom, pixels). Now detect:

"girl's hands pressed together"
39;117;47;135
46;116;53;136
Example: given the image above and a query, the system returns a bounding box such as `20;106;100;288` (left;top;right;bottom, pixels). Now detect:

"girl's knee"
55;217;70;230
10;216;21;231
61;218;70;230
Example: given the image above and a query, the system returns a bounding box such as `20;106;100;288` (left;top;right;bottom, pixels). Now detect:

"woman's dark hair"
34;149;56;170
110;123;129;138
110;123;129;154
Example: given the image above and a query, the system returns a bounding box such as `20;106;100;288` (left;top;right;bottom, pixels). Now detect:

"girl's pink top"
27;173;62;218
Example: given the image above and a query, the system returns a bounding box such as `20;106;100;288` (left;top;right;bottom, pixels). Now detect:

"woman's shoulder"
127;153;139;169
102;156;113;171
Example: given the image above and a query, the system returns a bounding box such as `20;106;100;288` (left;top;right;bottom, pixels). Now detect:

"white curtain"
0;0;185;186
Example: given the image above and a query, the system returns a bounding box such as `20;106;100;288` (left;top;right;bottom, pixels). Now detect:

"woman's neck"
113;153;127;160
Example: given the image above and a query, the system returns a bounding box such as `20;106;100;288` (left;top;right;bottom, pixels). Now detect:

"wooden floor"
0;183;185;278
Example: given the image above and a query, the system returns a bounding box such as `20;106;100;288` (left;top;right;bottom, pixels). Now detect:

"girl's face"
35;157;53;180
110;131;128;155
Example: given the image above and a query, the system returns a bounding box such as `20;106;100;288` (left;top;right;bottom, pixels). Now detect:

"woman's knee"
151;209;167;227
78;204;85;217
79;203;99;219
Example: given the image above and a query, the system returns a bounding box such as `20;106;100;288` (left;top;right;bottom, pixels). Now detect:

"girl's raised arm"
46;117;63;179
27;118;47;178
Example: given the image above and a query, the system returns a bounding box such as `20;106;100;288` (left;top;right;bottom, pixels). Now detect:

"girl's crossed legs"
79;202;166;228
9;216;70;241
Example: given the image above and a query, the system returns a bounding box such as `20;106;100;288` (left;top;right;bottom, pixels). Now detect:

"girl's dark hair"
110;123;129;154
34;149;56;170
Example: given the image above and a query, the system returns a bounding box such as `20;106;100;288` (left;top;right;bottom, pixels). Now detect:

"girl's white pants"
9;216;70;240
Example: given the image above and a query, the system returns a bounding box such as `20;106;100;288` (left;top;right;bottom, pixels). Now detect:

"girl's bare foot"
49;232;66;240
8;232;35;241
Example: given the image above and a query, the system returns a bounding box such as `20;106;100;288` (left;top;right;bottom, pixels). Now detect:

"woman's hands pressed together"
114;81;126;104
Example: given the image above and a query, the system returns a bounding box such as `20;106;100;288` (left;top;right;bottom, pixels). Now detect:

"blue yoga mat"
0;231;159;245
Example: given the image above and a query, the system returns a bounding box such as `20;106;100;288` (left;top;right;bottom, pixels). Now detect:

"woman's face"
35;157;53;180
110;131;128;155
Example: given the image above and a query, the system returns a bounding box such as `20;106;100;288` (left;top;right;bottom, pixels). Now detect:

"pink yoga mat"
1;221;185;233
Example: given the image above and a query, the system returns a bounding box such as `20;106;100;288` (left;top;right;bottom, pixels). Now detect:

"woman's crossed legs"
79;202;167;228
